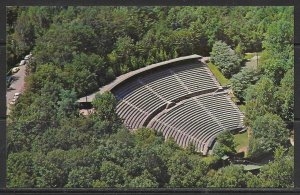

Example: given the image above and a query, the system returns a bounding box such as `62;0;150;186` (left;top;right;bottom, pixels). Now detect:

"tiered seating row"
147;93;244;154
115;83;166;129
148;98;225;153
111;61;244;155
140;69;188;101
171;63;217;93
114;62;219;130
197;94;243;130
117;100;148;128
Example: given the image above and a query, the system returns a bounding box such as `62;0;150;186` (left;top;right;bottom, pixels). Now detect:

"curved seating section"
148;98;223;154
112;61;244;155
197;93;244;131
140;69;188;101
170;63;218;93
147;93;243;155
113;62;218;128
115;80;166;129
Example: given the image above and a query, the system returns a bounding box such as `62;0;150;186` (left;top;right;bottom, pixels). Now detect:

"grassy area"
238;104;246;112
207;62;230;86
234;131;249;152
230;95;240;104
244;52;262;69
244;53;255;60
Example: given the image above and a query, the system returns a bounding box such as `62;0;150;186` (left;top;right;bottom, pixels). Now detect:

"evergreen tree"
210;41;242;78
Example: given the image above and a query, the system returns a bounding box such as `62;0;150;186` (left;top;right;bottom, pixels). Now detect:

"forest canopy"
7;6;294;188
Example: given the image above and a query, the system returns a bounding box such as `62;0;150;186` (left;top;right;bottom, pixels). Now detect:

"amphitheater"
78;55;244;155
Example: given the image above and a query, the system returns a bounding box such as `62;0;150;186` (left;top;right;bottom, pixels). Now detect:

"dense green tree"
210;41;242;78
25;64;64;94
134;128;158;148
57;89;78;118
276;68;294;124
98;161;128;187
7;151;35;188
127;170;159;188
33;150;68;187
244;76;278;126
108;36;136;75
7;7;61;70
31;128;63;153
65;166;95;188
33;21;96;66
7;7;21;33
132;148;169;187
26;7;61;36
13;10;36;57
230;67;260;101
92;180;109;188
7;124;32;153
8;82;63;149
248;113;289;157
167;7;200;29
92;92;121;129
64;53;107;88
207;165;247;188
247;147;294;188
167;151;208;187
169;29;195;56
260;19;293;83
213;130;237;158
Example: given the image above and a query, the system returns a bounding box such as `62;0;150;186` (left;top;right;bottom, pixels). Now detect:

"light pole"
256;52;258;67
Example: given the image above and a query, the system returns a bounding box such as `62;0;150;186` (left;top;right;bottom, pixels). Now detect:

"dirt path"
238;146;248;153
245;54;260;70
